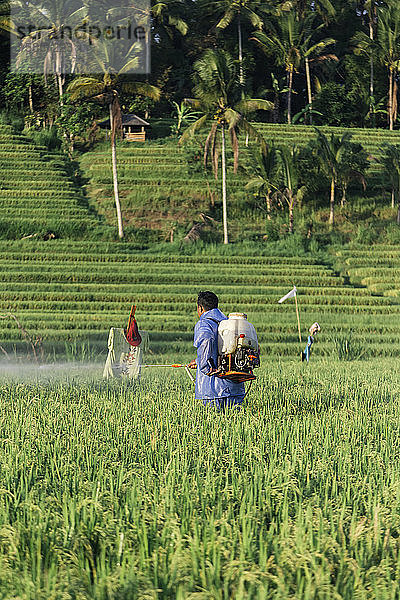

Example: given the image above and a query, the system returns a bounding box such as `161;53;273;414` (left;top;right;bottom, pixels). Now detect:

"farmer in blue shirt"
189;291;245;410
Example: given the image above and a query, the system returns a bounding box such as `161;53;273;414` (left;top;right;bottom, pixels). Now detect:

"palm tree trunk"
109;103;124;239
266;191;271;221
289;198;294;234
273;94;279;123
221;122;228;244
397;191;400;225
287;67;293;125
28;82;34;113
392;188;395;209
329;177;335;226
389;67;394;131
237;5;244;92
55;49;64;107
305;57;312;125
341;184;347;208
369;22;375;127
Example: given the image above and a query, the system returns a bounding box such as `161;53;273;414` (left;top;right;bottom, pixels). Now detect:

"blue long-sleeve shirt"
193;308;245;400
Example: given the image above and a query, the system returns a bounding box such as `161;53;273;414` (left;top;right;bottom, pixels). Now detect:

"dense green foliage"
1;0;400;130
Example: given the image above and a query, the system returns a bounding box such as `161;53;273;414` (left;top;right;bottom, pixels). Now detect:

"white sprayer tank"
218;313;259;355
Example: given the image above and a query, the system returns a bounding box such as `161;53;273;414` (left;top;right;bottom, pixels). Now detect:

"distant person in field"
301;322;321;362
188;291;245;410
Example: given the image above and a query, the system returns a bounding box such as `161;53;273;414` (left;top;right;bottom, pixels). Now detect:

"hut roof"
98;113;150;128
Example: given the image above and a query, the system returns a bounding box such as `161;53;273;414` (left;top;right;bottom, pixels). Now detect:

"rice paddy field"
1;360;400;599
4;123;400;597
0;239;399;598
80;123;400;240
1;239;400;361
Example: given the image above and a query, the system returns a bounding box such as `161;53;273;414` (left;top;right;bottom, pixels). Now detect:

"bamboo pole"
294;291;302;344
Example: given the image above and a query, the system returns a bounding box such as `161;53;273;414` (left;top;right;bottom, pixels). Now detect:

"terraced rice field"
80;142;253;239
0;124;101;238
0;239;398;360
338;245;400;297
254;123;400;176
80;123;400;239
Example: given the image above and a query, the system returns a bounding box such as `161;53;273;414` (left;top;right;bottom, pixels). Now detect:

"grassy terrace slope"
0;124;101;238
80;141;256;240
80;124;400;241
0;240;399;359
338;245;400;296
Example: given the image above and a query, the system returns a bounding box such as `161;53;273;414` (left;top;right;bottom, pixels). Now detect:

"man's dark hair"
197;291;218;311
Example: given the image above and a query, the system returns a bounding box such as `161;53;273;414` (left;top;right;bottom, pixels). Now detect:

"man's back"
194;307;245;403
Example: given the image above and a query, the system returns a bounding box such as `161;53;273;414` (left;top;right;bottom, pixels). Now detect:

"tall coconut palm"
68;46;160;239
251;10;336;124
277;145;306;234
180;49;272;244
313;128;353;226
214;0;264;90
245;144;279;221
364;0;379;123
375;2;400;130
352;1;390;127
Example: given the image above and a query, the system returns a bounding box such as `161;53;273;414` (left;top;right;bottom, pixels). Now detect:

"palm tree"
364;1;400;130
302;18;337;124
68;46;160;239
352;1;391;127
379;144;400;220
180;49;272;244
5;0;87;106
152;0;188;37
245;144;279;221
277;145;306;234
214;0;264;90
313;128;353;226
251;10;336;124
277;0;335;22
337;142;369;207
363;0;379;123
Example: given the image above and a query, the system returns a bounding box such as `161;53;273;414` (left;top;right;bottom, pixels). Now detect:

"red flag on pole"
125;305;142;347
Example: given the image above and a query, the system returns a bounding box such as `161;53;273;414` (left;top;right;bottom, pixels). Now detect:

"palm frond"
67;77;105;101
179;115;208;144
235;98;274;113
216;8;235;29
121;82;161;101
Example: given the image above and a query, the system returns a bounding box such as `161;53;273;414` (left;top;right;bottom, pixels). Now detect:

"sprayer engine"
217;313;260;383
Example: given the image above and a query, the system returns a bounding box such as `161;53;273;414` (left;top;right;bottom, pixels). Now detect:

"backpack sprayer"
214;313;260;383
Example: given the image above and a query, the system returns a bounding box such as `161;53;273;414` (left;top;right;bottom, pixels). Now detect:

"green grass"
0;360;400;598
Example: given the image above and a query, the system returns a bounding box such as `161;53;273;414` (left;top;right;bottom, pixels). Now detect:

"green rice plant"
330;328;367;360
0;361;398;597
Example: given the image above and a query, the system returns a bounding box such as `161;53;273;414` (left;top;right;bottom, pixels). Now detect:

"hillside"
79;123;400;244
0;124;102;239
